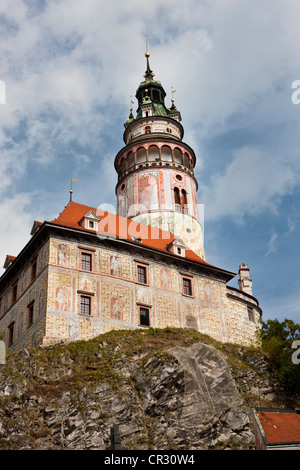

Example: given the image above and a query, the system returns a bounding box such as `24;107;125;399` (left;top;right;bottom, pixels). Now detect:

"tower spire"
144;49;155;81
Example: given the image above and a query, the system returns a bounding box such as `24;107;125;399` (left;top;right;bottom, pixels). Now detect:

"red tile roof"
257;410;300;444
46;201;223;270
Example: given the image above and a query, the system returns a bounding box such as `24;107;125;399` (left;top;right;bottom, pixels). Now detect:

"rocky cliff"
0;328;297;450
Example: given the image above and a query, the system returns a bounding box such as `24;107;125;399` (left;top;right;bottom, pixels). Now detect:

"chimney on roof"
3;255;16;270
238;262;253;296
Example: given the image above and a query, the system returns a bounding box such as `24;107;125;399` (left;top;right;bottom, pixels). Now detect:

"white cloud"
0;193;34;274
284;217;297;237
265;233;279;256
200;145;298;222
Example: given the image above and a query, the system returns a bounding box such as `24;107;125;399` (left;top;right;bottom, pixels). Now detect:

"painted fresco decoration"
81;278;91;292
111;297;123;321
160;267;171;290
110;255;122;277
57;243;69;267
138;172;158;211
55;286;69;312
204;281;214;302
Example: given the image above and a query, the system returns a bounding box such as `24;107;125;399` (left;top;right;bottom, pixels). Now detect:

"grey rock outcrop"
132;342;252;449
0;329;293;450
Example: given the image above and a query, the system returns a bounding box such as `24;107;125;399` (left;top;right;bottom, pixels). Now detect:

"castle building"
0;53;262;351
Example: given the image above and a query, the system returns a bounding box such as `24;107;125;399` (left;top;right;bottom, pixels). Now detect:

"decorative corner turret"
238;263;253;296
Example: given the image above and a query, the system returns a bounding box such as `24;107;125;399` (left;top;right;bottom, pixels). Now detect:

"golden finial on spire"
70;178;78;202
126;96;134;122
169;87;177;110
144;40;155;79
145;39;150;57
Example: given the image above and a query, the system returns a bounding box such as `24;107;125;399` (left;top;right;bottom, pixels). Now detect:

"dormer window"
167;237;187;257
79;210;100;231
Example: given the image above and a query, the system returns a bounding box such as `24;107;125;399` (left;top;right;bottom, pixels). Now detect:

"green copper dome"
125;51;181;126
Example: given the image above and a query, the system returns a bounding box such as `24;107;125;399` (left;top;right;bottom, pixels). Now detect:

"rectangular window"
137;265;147;284
80;295;91;315
247;307;254;322
28;302;34;328
139;307;150;327
8;322;14;347
182;277;192;296
31;259;37;281
81;252;92;271
12;282;18;303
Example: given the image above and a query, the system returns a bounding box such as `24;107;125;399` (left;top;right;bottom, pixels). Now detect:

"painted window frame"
135;261;149;285
8;321;15;347
139;305;150;327
12;280;18;304
27;300;35;328
247;306;254;322
79;246;95;272
80;295;92;316
182;275;193;297
31;258;37;282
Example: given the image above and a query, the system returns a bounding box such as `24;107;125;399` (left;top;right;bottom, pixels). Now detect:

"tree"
260;318;300;395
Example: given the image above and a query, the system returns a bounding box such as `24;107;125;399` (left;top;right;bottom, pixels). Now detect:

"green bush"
260;318;300;395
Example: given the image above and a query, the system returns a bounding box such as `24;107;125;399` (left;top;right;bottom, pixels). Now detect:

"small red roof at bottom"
257;410;300;444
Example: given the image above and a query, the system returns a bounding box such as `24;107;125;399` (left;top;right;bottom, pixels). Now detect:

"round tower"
114;52;205;260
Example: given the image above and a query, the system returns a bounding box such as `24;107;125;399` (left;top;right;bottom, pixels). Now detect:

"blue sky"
0;0;300;324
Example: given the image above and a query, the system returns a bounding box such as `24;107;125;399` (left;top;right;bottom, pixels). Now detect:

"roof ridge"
44;200;222;270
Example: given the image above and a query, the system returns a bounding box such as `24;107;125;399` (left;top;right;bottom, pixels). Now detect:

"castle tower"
115;52;205;260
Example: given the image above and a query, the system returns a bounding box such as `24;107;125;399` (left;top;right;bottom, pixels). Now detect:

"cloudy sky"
0;0;299;324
